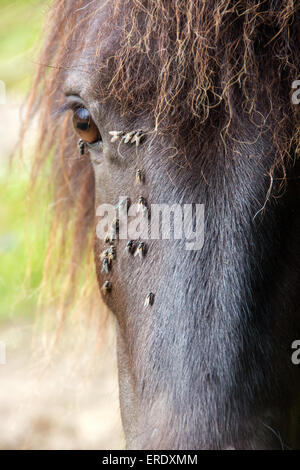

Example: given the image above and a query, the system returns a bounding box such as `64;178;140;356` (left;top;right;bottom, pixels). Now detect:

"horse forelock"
34;0;299;151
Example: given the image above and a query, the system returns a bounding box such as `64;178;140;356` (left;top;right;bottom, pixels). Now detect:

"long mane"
25;0;299;307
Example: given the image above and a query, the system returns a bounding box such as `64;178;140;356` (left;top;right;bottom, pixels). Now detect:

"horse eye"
72;106;101;143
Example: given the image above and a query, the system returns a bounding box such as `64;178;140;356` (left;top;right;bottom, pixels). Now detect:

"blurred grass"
0;0;45;93
0;0;47;321
0;165;50;320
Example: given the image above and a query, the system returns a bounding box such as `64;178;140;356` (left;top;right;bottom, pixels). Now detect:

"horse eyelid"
52;101;83;118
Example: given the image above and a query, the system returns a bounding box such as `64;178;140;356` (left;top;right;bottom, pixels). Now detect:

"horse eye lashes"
53;101;83;117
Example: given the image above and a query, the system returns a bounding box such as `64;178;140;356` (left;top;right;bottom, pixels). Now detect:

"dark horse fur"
27;0;300;449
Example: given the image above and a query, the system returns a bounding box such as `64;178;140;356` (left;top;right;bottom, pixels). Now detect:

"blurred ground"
0;317;124;450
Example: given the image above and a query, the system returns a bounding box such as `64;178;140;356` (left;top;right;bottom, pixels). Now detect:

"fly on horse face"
28;0;300;449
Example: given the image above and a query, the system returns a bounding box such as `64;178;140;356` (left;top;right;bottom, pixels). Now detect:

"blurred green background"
0;0;43;93
0;0;47;321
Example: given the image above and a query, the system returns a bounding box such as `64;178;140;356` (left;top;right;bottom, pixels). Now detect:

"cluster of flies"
100;130;155;308
109;129;144;147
